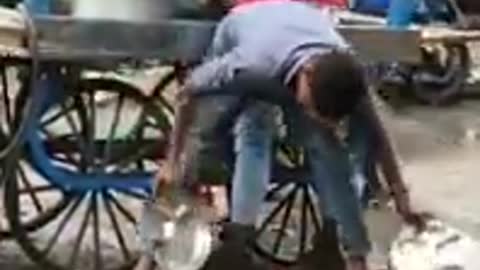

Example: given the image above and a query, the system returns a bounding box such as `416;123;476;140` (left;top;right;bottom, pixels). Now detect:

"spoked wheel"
5;76;173;270
5;170;144;270
150;68;176;114
0;60;17;153
0;61;20;236
0;60;73;239
1;161;71;239
254;145;323;265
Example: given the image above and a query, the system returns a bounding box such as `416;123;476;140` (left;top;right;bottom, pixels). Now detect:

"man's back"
210;1;349;82
229;1;345;44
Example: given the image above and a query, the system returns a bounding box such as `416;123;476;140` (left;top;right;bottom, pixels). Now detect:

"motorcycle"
347;0;474;106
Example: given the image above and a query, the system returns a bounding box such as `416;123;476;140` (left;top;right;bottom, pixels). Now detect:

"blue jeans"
186;75;372;256
229;103;372;256
183;98;372;255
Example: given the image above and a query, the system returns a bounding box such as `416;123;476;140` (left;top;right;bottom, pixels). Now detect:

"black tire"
412;43;470;106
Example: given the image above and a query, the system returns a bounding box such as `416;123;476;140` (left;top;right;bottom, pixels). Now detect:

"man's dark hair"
309;50;368;120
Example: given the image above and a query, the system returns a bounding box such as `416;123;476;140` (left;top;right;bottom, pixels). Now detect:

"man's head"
294;50;368;125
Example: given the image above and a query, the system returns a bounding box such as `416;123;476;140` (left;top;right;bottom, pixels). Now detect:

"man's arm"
153;87;197;197
358;95;428;230
152;7;240;195
358;95;407;195
153;47;244;197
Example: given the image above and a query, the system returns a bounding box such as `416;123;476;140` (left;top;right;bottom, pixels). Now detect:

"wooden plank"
0;6;25;48
337;25;423;63
0;6;24;30
10;9;477;64
33;16;216;63
334;10;386;26
421;27;480;43
0;44;29;59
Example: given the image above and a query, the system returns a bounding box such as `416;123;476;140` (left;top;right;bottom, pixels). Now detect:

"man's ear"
300;60;317;79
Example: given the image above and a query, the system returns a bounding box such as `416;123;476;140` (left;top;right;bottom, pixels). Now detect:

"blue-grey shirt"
189;1;350;89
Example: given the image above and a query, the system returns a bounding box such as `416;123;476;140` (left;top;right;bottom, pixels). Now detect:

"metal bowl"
138;191;214;270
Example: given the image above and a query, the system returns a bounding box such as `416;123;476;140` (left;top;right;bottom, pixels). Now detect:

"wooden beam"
422;26;480;44
338;25;423;63
334;10;386;25
33;16;216;62
0;6;25;48
5;7;480;64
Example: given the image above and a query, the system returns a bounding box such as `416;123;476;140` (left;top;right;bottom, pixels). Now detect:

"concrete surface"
1;65;480;269
385;100;480;241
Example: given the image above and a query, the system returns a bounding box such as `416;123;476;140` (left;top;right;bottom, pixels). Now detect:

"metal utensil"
138;188;214;270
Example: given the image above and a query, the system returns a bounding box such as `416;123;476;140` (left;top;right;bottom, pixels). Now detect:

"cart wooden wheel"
0;61;74;239
254;181;323;265
5;75;173;270
412;43;470;105
2;158;72;238
253;144;324;265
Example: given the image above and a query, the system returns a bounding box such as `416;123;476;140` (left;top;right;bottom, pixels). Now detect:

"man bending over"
137;1;425;270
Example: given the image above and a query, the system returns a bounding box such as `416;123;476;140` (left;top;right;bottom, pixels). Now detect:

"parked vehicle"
349;0;472;105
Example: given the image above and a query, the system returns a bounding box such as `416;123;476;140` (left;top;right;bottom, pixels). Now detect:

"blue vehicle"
350;0;456;24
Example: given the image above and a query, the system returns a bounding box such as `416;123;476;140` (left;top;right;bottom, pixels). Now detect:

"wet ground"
372;97;480;269
0;67;480;270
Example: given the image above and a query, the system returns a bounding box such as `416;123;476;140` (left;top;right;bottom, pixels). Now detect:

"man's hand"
392;189;429;233
359;96;431;233
153;161;176;197
152;80;196;198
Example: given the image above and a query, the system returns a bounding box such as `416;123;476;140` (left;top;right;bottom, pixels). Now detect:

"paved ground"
0;68;480;270
378;98;480;270
386;99;480;240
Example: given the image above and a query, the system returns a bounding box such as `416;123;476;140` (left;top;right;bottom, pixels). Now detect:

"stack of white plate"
390;220;480;270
